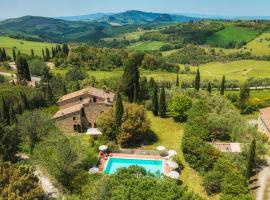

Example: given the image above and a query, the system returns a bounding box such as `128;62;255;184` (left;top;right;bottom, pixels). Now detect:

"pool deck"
99;153;172;174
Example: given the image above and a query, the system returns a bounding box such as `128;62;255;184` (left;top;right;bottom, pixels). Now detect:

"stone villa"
53;87;115;133
258;107;270;138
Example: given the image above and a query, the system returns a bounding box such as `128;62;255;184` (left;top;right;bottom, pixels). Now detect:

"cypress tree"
45;47;50;61
246;139;256;178
115;92;123;130
16;55;31;81
239;82;250;113
20;92;29;110
152;83;159;116
46;84;55;105
207;82;212;94
31;49;35;56
194;68;200;91
220;75;225;95
12;48;16;61
159;84;166;118
0;48;2;61
63;44;69;56
2;48;7;61
139;77;149;102
63;82;68;94
133;83;138;103
9;104;17;125
1;98;9;124
148;77;156;93
176;73;179;87
122;55;140;102
42;49;45;61
17;50;21;56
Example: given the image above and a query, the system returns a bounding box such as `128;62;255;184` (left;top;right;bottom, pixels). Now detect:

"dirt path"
34;167;60;199
256;157;270;200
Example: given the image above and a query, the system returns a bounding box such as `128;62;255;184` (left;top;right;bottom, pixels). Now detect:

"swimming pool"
104;157;164;175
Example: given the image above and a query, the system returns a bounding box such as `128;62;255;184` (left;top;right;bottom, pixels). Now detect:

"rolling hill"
0;16;141;43
97;10;198;25
57;10;199;25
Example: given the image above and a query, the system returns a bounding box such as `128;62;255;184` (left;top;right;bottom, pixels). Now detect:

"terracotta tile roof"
259;107;270;132
57;87;115;103
53;104;82;119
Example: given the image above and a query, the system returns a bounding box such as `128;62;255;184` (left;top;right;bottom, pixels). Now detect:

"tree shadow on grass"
142;129;159;146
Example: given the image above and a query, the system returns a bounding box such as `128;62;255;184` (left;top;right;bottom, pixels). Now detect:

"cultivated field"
52;60;270;82
206;26;260;47
128;41;167;51
0;36;57;56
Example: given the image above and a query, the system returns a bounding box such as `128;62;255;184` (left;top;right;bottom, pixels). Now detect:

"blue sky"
0;0;269;18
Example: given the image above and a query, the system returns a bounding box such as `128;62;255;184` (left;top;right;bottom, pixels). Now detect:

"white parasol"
156;146;166;151
166;171;180;179
168;150;177;156
88;167;99;174
99;145;108;151
166;160;179;169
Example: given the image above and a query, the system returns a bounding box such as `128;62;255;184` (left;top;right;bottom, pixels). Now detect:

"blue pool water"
104;157;163;175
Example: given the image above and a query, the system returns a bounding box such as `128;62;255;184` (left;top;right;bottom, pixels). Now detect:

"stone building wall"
258;115;270;138
55;103;111;133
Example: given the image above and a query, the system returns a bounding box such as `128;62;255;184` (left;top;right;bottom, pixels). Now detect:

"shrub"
168;94;192;122
97;103;150;147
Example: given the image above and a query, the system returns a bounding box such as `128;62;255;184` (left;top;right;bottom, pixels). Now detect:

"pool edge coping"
103;156;165;175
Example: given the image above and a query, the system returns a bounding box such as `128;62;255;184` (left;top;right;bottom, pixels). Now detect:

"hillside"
0;16;140;43
97;10;198;25
57;10;199;25
0;36;57;56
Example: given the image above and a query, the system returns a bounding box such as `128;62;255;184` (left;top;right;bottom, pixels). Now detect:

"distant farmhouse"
258;107;270;138
53;87;115;134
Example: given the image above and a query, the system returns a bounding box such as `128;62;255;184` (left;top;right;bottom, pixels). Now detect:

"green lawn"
206;26;260;47
0;36;57;56
226;89;270;99
145;113;218;200
128;41;167;51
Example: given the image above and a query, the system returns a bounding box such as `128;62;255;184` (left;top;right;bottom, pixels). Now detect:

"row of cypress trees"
177;68;226;95
1;92;29;126
42;44;69;62
0;48;8;62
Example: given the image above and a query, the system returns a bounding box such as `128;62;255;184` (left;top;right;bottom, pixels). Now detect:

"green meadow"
0;36;57;56
206;26;260;47
128;41;167;51
52;60;270;82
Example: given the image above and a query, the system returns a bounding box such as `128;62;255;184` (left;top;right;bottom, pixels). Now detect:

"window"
89;123;92;128
73;116;76;120
93;97;97;102
76;124;81;133
73;124;77;131
94;123;97;128
79;97;83;101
